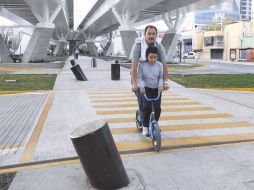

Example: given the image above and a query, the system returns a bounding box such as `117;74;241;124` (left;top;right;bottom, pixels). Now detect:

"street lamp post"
179;40;182;63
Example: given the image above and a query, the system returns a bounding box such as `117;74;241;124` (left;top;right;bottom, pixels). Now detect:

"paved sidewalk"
2;55;254;190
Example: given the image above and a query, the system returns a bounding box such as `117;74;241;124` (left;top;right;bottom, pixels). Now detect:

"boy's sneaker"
142;127;149;136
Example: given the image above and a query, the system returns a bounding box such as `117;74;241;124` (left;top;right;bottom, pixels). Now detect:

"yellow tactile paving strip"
19;91;55;163
0;67;47;71
167;65;208;71
0;91;37;95
0;144;25;150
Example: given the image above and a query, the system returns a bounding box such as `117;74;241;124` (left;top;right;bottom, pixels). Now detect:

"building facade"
192;22;254;62
239;0;252;21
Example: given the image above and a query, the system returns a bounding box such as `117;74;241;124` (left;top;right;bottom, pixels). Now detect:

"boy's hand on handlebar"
140;87;145;93
158;86;164;92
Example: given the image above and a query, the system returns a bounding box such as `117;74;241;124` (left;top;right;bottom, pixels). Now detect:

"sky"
73;0;96;29
0;16;16;26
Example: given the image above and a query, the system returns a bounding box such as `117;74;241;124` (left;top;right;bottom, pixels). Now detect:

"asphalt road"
170;60;254;74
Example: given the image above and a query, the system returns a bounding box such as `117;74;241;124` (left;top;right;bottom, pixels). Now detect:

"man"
74;48;79;60
130;25;169;127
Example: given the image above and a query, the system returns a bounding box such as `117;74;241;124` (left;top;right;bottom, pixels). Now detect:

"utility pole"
179;40;182;63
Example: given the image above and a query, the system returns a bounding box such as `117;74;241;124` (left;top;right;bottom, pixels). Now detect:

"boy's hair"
144;25;158;35
146;46;158;59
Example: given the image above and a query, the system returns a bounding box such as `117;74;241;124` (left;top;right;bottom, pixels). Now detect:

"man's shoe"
142;127;149;136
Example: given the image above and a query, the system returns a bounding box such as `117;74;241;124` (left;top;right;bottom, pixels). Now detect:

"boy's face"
147;53;157;64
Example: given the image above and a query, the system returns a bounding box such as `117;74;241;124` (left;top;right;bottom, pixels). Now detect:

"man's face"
145;27;157;45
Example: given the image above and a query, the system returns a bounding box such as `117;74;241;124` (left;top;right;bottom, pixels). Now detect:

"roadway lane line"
207;88;254;92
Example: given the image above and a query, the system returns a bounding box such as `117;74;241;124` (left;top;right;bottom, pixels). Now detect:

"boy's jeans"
142;88;161;128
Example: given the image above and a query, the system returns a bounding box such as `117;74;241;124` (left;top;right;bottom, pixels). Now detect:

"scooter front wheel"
151;123;161;152
136;110;143;132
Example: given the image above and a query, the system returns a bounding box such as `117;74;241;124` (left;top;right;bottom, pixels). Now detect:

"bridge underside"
82;0;226;36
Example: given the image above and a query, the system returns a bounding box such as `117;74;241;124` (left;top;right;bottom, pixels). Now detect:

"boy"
137;46;164;136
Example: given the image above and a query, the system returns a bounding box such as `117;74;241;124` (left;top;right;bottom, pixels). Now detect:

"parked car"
182;52;197;59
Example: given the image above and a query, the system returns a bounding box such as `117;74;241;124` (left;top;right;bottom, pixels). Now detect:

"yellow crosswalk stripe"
88;91;177;95
91;97;189;103
88;89;254;153
89;94;179;99
107;113;232;123
116;133;254;151
93;101;201;108
110;121;253;134
97;107;214;115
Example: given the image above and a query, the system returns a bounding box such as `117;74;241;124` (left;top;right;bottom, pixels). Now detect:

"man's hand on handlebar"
163;81;169;91
131;83;138;92
140;87;145;93
158;86;164;92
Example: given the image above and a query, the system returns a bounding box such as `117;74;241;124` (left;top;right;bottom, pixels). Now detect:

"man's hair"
144;25;157;35
146;46;158;59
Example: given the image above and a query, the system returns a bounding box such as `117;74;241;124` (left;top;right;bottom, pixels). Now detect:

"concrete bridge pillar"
112;7;139;59
54;41;66;56
105;43;114;56
119;30;138;58
22;0;63;62
86;42;97;56
103;32;112;56
81;32;98;56
53;28;69;56
0;34;12;63
162;10;186;61
22;24;55;62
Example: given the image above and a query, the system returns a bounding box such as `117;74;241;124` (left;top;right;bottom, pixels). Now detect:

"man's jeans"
135;89;143;124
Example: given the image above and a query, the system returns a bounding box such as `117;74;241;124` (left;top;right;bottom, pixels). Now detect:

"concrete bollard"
91;57;97;68
70;120;129;189
111;63;120;80
70;59;76;66
70;59;87;81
